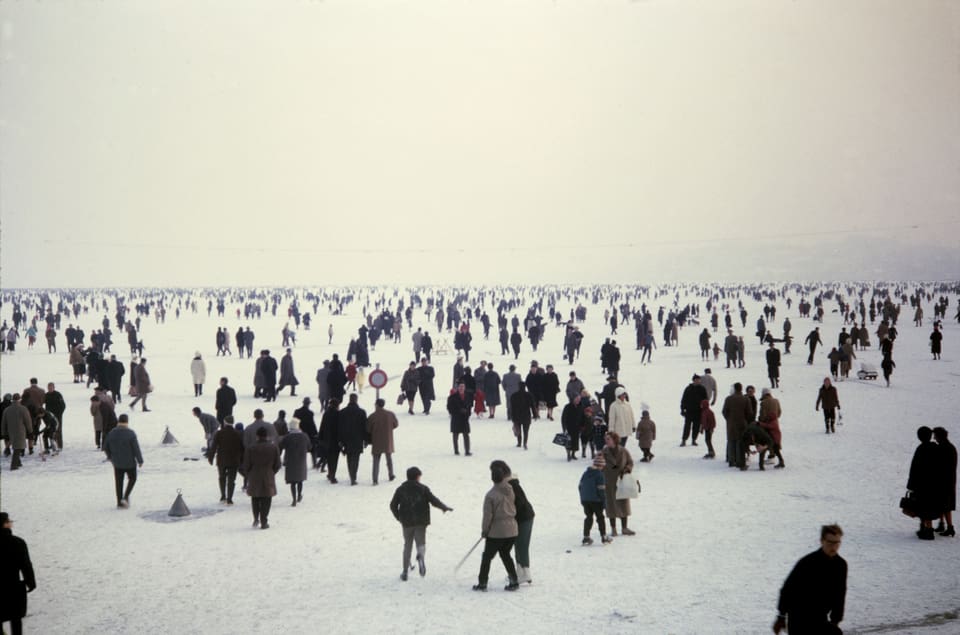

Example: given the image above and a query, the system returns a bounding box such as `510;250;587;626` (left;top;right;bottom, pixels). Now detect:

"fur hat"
614;386;626;398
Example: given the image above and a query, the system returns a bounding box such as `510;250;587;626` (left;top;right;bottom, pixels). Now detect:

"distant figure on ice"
190;352;206;397
815;377;841;434
930;323;943;360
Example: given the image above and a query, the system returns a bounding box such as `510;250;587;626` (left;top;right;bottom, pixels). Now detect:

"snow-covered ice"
1;286;958;634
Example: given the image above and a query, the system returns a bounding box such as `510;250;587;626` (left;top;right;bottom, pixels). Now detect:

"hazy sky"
1;0;958;288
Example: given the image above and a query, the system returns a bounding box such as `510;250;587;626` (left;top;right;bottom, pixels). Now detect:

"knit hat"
592;454;606;469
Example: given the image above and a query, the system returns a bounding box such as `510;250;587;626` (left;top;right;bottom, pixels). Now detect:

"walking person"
215;377;237;424
933;427;956;537
773;525;847;634
0;512;37;635
208;416;243;505
490;460;535;584
401;362;420;415
389;466;453;581
319;399;341;482
338;393;368;485
472;462;520;592
416;358;436;415
367;398;399;484
242;426;281;529
1;394;32;470
127;358;152;412
908;426;942;540
680;374;708;447
103;414;144;508
279;418;310;506
509;382;533;450
815;378;841;434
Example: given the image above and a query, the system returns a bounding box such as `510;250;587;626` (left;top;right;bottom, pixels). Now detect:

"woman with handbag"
602;431;635;536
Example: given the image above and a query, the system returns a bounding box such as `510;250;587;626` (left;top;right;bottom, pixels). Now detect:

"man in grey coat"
242;426;281;529
1;394;33;470
103;414;144;507
501;365;522;421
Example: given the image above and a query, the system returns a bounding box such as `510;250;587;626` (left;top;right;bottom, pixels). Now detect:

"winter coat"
44;390;66;421
482;371;502;406
758;395;783;445
279;354;298;386
0;527;36;622
261;355;278;386
215;385;237;417
197;412;219;437
315;366;331;401
510;390;533;425
607;398;635;440
561;402;586;436
447;392;471;434
681;383;708;419
908;440;943;520
501;372;522;398
366;408;398;454
21;386;44;412
319;408;339;449
578;467;605;504
700;373;718;404
636;414;657;448
390;480;450;528
401;369;420;393
776;548;847;632
190;357;206;385
1;403;33;450
416;365;436;400
279;429;310;483
134;364;152;393
699;401;716;433
542;372;561;408
816;385;840;411
337;403;368;454
507;475;535;523
209;425;244;467
242;440;281;497
103;424;143;469
722;392;752;438
293;405;318;439
936;438;957;513
602;444;634;518
482;480;518;538
566;378;585;403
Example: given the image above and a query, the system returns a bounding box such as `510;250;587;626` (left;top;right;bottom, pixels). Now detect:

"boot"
939;525;955;537
917;526;936;540
582;536;593;545
505;579;520;591
935;520;946;533
472;583;487;592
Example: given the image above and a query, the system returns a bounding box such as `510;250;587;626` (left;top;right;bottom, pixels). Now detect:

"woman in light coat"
473;463;520;591
190;352;206;397
601;431;635;536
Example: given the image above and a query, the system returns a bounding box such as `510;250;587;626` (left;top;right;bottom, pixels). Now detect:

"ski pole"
454;536;484;572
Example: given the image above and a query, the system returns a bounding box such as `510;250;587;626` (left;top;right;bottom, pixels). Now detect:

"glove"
444;507;453;513
772;616;786;634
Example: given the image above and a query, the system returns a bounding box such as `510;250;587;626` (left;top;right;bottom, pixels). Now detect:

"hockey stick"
453;536;484;573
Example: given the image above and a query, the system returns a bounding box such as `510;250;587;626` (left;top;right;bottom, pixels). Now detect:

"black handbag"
899;491;917;518
553;432;571;447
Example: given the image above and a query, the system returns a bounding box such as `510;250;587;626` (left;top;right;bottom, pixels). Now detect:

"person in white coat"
607;387;635;447
191;352;206;397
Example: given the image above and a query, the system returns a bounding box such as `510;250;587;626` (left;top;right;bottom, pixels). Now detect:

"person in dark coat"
277;348;299;397
765;342;782;388
319;399;341;482
337;393;367;485
416;358;436;415
509;382;534;450
909;426;943;539
447;382;472;456
933;427;956;537
482;363;502;418
259;350;279;402
44;382;66;450
241;426;281;529
102;414;144;507
107;355;125;405
541;365;560;421
389;466;452;580
326;354;347;403
0;512;37;635
722;382;751;469
279;419;311;505
680;374;708;447
815;377;841;434
208;416;244;504
774;524;847;635
293;398;320;469
215;377;237;424
561;395;586;461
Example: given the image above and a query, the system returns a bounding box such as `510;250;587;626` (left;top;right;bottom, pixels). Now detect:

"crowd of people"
1;281;958;632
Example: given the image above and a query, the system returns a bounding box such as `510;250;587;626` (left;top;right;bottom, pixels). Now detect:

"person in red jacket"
700;399;717;459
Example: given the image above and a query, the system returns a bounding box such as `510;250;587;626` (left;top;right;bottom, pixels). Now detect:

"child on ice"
635;409;656;462
579;454;611;545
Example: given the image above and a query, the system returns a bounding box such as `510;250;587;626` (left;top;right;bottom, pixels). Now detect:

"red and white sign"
368;368;388;389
